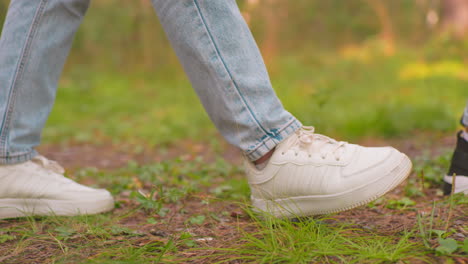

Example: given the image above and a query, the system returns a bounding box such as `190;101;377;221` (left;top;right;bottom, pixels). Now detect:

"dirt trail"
2;132;465;264
37;132;456;170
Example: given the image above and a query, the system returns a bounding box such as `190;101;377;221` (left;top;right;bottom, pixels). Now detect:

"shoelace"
32;155;66;174
289;126;347;161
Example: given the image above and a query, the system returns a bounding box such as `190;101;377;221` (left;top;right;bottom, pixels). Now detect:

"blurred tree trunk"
441;0;468;38
242;0;282;64
364;0;395;55
242;0;259;25
261;0;280;64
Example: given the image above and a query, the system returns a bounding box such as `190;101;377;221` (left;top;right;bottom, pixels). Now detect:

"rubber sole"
251;154;412;219
443;175;468;195
0;196;114;220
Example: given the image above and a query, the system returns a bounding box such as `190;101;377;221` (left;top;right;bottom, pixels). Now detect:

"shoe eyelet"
308;155;311;158
295;153;298;156
281;152;285;155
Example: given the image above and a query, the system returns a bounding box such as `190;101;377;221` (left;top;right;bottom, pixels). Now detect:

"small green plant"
435;238;459;255
430;230;468;256
386;197;416;210
132;187;169;216
417;203;437;249
54;226;76;241
110;226;142;237
179;232;197;248
413;151;452;186
404;178;425;198
0;234;16;243
188;215;206;225
210;179;250;200
147;217;158;224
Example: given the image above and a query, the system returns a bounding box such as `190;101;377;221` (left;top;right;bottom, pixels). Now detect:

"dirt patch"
2;132;466;263
37;131;456;170
37;137;242;170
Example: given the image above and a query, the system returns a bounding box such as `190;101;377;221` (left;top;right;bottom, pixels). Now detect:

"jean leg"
0;0;89;164
151;0;301;161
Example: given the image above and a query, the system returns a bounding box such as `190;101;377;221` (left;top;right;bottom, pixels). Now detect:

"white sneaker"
0;155;114;219
245;126;412;218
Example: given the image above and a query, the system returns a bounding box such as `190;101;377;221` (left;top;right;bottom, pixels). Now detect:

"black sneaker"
443;131;468;195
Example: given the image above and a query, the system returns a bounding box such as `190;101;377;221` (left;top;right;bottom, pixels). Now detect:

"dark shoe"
443;131;468;195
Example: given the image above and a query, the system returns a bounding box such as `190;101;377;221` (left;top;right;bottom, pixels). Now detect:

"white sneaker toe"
246;127;412;218
0;156;114;219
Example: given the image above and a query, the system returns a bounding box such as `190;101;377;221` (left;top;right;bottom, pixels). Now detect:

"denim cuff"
245;119;302;161
0;149;37;165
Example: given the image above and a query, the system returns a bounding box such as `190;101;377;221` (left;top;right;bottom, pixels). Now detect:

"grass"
1;151;467;263
1;43;467;263
209;216;427;264
274;48;467;139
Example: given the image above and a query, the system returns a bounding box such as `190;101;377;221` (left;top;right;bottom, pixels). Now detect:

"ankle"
254;148;275;165
253;148;275;170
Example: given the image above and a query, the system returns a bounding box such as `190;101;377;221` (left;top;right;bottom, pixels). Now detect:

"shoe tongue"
277;130;346;157
277;132;300;152
32;155;66;174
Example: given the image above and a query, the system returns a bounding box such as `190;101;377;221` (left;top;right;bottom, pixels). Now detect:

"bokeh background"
1;0;467;149
2;2;468;263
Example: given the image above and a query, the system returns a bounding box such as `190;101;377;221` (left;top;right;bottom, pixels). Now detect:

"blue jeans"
0;0;301;164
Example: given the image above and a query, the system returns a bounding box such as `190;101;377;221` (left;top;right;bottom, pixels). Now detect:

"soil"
1;132;466;263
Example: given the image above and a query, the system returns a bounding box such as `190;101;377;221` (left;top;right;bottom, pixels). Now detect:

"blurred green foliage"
0;0;450;72
0;0;467;146
46;46;467;146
